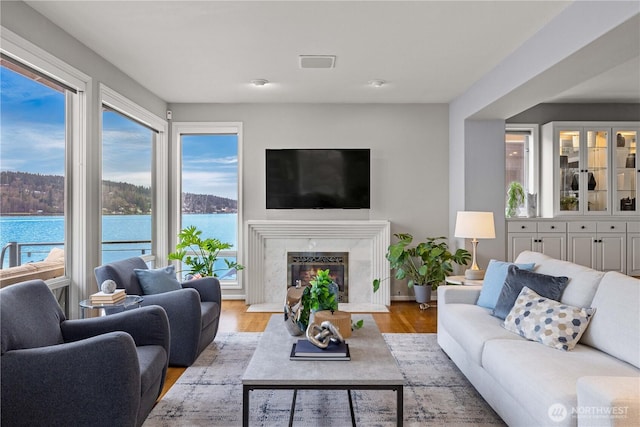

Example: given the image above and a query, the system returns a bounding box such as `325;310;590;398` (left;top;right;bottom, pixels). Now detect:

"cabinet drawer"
568;222;596;233
597;222;626;233
508;222;536;233
626;221;640;233
537;222;566;233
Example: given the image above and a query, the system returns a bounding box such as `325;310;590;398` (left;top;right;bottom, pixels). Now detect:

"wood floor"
160;300;437;399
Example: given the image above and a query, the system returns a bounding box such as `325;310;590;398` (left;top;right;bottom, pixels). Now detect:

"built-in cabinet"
628;221;640;276
507;221;566;262
567;221;626;273
508;220;638;276
541;122;639;217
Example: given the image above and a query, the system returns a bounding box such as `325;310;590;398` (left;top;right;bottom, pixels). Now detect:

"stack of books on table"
90;289;126;304
290;339;350;361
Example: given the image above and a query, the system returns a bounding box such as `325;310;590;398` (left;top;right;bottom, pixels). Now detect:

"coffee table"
242;314;404;426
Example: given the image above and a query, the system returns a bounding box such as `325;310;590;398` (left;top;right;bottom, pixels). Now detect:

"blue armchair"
1;279;170;427
94;257;221;366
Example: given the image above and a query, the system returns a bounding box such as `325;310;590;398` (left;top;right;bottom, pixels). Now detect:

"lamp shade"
454;211;496;239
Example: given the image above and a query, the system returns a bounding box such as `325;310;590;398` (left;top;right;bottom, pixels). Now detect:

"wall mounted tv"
266;148;371;209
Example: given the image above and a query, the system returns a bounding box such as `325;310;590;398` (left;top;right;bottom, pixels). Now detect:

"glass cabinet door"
586;129;608;213
613;128;638;214
558;130;581;213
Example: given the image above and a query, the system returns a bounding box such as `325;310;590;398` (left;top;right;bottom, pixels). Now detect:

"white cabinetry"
567;221;626;273
627;221;640;276
507;221;566;262
612;127;639;215
541;122;639;217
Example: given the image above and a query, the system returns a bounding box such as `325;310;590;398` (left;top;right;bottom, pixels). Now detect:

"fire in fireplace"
287;252;348;303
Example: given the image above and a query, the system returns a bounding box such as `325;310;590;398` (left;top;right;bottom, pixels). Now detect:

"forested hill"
0;171;237;215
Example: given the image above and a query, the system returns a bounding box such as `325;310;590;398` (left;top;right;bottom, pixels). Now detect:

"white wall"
169;103;449;298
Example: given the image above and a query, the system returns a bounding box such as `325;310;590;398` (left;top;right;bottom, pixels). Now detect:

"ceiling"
25;1;639;105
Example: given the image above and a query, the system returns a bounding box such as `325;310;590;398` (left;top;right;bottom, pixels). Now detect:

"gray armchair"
94;257;221;366
1;279;170;427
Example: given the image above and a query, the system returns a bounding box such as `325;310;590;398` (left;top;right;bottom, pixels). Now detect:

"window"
172;123;243;287
101;107;154;263
100;85;168;266
0;56;68;284
505;125;539;215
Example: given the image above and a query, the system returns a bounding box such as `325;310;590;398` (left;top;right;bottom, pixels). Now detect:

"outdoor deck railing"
0;240;152;269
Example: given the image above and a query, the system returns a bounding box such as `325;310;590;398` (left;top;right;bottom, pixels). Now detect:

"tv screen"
266;149;370;209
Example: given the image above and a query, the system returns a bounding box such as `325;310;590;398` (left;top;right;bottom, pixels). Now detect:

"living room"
1;1;639;426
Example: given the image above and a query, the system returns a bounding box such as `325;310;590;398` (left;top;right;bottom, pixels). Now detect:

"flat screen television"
266;148;370;209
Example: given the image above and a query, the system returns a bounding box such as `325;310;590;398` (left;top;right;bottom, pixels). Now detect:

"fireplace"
288;252;349;303
245;220;391;312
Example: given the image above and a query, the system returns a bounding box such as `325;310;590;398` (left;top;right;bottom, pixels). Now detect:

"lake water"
0;213;238;268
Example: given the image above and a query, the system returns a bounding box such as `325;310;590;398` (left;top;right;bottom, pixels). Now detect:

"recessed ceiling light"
251;79;269;86
369;79;385;88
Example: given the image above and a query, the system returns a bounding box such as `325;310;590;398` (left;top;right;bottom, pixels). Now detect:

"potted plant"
298;268;338;329
505;181;526;218
168;225;244;278
373;233;471;304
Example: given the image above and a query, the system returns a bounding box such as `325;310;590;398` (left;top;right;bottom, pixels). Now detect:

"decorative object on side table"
373;233;471;306
454;211;496;280
168;225;244;279
100;279;117;294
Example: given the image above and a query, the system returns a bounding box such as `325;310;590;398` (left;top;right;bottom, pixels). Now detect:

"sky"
0;65;238;200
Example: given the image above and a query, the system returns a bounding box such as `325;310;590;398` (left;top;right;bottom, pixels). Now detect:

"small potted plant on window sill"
168;225;244;279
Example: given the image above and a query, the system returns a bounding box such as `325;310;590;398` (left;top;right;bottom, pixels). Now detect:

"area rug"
145;333;505;426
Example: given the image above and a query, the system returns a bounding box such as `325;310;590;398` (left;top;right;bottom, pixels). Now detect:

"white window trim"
99;84;169;267
1;26;90;319
171;122;244;290
506;123;540;196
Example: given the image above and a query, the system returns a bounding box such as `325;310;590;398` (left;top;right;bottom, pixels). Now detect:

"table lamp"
454;211;496;280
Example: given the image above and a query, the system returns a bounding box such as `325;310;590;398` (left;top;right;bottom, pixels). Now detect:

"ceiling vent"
299;55;336;69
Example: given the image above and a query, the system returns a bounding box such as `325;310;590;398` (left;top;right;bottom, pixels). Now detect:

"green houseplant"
373;233;471;303
298;268;338;329
168;225;244;278
505;181;526;218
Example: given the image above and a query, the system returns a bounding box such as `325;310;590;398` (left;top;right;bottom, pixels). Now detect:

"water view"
0;213;238;269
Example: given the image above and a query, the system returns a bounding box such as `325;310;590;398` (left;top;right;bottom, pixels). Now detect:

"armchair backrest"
1;280;65;355
94;257;148;295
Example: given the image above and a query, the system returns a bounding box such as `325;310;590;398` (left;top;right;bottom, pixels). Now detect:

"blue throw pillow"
476;260;536;310
492;265;569;320
134;265;182;295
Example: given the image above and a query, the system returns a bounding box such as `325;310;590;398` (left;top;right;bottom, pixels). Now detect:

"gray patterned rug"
145;333;505;426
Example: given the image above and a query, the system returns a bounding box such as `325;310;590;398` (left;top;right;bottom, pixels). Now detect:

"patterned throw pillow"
503;286;596;351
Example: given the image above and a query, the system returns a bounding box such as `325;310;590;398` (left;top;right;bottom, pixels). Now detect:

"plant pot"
413;285;431;304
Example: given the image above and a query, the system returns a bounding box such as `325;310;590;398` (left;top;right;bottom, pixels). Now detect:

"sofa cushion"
514;251;604;308
492;265;569;320
580;271;640;369
476;259;536;310
503;287;595;351
134;265;182;295
438;302;523;366
482;339;640;427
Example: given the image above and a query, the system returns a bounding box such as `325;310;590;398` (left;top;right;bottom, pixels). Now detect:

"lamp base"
465;269;486;280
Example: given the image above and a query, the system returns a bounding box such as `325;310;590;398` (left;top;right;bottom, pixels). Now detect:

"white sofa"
437;251;640;427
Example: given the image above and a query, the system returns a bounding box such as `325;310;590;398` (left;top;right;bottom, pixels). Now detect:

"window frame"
1;27;89;318
505;123;540;203
171;122;244;290
99;84;169;267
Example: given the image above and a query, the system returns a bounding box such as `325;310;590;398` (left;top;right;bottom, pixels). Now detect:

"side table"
445;275;484;286
79;295;144;318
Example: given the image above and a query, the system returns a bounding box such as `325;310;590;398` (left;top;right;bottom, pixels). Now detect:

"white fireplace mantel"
245;220;391;310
